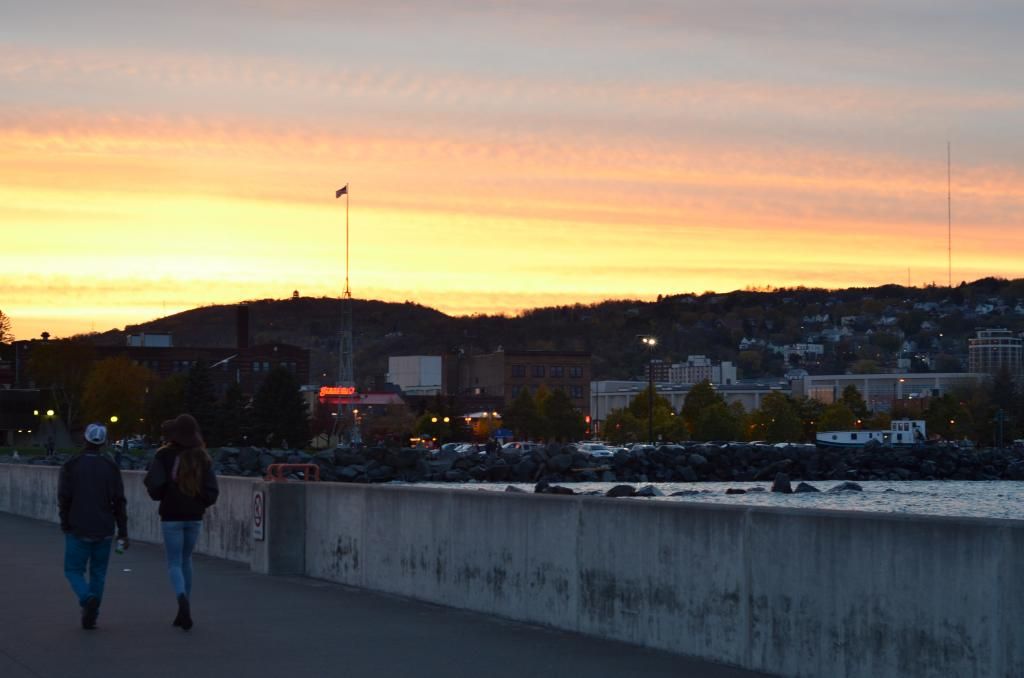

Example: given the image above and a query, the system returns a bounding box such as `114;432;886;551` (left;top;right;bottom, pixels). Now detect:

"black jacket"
143;445;219;521
58;449;128;540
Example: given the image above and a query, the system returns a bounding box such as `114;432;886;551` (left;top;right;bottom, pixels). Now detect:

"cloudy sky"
3;1;1023;339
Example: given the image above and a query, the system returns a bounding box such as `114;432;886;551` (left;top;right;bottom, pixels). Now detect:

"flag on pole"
335;185;348;198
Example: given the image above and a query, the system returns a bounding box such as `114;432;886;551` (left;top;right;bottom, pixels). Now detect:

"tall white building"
387;356;443;395
666;356;737;385
968;328;1023;377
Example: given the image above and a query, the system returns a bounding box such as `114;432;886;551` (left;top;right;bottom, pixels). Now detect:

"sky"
3;1;1023;340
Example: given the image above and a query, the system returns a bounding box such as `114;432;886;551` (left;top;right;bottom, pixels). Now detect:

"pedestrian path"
0;512;771;678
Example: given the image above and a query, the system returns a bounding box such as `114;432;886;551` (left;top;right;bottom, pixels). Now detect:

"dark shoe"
176;594;193;631
82;596;100;630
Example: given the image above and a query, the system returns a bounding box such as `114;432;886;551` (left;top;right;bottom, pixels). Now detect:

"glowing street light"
109;415;118;424
638;335;658;443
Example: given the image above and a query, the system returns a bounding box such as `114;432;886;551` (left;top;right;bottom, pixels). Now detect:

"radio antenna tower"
334;183;358;444
947;142;952;288
336;183;354;388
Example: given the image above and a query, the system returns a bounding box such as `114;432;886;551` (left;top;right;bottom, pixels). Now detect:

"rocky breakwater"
4;440;1024;484
210;441;1024;484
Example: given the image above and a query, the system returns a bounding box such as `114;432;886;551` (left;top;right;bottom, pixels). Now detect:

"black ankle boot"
176;594;193;631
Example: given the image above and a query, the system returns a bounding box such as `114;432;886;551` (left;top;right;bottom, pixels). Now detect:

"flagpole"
345;188;350;298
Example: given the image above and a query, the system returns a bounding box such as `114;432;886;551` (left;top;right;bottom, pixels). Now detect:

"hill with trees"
80;277;1024;385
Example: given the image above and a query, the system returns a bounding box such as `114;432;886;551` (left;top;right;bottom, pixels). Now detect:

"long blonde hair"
176;447;212;497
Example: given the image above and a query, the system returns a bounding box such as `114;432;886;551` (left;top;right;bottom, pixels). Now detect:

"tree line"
601;376;1024;446
26;340;309;448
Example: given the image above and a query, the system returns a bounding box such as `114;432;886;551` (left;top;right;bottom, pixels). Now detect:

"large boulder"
754;458;794;481
771;472;793;494
338;465;364;482
677;466;698;482
486;461;512;482
635;485;664;497
334;449;366;467
443;469;470;482
238;447;261;472
687;453;708;468
794;482;820;493
547;453;574;473
606;484;636;498
512;459;538;482
828;481;864;493
386;447;421;470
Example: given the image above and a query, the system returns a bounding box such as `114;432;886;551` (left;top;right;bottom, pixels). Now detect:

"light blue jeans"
64;534;112;607
161;521;202;597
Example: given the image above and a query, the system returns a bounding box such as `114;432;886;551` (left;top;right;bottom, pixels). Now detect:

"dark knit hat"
168;414;204;448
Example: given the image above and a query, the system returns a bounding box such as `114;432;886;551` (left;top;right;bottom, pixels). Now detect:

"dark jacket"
143;445;219;521
58;449;128;540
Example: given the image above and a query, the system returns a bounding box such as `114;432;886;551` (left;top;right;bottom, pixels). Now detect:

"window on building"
550;366;564;378
511;385;521;397
569;366;583;378
532;365;545;378
570;385;583;399
511;364;526;377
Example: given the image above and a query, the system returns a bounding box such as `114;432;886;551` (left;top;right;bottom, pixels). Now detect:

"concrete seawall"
0;466;253;563
3;463;1021;677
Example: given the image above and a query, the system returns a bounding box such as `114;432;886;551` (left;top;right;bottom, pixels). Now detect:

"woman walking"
144;414;219;631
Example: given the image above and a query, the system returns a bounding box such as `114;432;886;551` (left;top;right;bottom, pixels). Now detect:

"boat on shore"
816;419;926;448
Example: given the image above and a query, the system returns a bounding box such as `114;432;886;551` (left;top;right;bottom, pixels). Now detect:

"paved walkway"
1;512;772;678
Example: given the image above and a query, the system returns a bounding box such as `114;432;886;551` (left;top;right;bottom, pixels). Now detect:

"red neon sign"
319;386;356;397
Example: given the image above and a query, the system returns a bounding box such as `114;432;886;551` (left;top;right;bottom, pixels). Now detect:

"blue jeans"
64;534;113;607
161;521;202;598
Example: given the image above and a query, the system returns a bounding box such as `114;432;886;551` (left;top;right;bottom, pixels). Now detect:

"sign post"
253;490;265;542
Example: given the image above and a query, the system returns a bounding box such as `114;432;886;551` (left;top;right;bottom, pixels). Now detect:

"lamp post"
639;336;657;443
109;415;119;450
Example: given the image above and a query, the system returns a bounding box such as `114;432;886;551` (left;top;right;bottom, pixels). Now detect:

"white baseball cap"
84;423;107;445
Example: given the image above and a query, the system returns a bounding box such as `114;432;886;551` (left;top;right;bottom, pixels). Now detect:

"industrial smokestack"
236;304;250;349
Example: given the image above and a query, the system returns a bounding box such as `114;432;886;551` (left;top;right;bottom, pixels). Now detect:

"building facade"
456;350;591;415
387;355;444;396
644;356;737;385
968;328;1023;377
790;372;987;412
590;380;789;436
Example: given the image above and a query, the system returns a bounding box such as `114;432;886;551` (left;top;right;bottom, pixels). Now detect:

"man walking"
58;423;129;629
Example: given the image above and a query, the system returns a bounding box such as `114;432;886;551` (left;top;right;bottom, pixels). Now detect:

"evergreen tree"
681;380;726;434
604;408;643;444
218;382;249;446
541;388;585;441
0;309;13;344
504;388;541;439
749;392;802;442
146;374;186;439
795;396;825;442
693;401;741;441
251;368;310;449
840;384;869;420
817;402;856;432
184;362;219;445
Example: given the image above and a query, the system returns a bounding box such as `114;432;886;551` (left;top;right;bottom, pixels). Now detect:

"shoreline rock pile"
5;441;1024;484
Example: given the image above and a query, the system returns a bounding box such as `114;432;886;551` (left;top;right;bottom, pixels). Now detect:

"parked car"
579;442;614;459
502;442;543;454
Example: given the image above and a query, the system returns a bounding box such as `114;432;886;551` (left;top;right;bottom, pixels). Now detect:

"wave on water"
420;480;1024;520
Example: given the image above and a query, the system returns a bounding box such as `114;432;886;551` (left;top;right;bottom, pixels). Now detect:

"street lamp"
639;336;657;443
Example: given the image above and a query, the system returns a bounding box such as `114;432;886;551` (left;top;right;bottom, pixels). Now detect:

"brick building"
455;349;591;415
